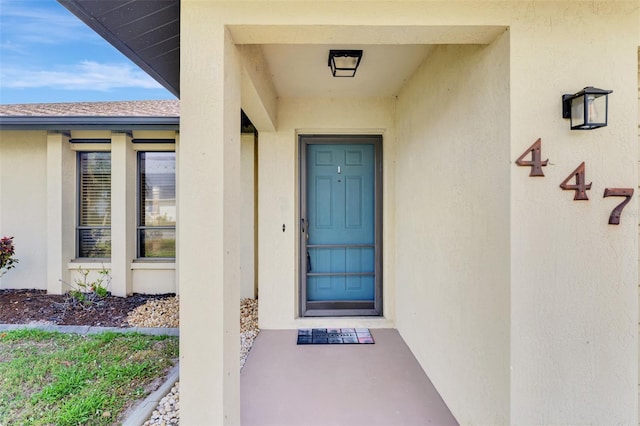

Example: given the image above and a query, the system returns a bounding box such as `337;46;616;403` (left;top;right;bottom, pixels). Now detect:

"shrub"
0;236;18;277
62;267;111;308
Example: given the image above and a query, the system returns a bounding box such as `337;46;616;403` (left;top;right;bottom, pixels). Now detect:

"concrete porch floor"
241;329;458;426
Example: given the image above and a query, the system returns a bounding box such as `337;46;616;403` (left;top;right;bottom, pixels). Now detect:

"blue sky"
0;0;176;104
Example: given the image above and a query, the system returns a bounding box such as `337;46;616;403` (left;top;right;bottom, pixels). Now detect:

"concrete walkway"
241;329;458;426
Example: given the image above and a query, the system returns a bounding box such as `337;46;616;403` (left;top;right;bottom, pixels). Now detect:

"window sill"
131;261;176;270
68;260;111;270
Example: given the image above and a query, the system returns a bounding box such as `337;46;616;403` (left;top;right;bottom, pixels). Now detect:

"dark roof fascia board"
57;0;179;98
0;116;179;131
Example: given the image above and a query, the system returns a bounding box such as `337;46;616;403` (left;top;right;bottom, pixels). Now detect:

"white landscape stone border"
0;324;180;426
2;298;259;426
0;323;179;336
123;364;180;426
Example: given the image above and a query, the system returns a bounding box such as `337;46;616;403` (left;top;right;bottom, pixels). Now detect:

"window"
78;152;111;257
138;152;176;258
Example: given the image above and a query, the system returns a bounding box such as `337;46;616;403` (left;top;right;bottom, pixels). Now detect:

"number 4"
560;162;591;200
515;138;548;176
603;188;634;225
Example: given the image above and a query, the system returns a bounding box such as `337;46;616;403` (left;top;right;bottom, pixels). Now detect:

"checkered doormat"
297;328;375;344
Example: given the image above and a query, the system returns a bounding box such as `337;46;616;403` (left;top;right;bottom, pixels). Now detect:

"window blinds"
78;152;111;257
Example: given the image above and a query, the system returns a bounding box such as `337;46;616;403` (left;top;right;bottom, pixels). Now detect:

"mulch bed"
0;289;175;327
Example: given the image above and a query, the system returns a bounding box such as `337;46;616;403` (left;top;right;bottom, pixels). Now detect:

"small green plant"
0;236;19;278
62;267;111;308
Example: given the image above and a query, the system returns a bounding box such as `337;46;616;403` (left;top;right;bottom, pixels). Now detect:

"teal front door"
300;135;382;316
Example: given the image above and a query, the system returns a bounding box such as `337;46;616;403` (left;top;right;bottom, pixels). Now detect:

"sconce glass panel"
570;95;586;128
586;94;608;126
563;86;612;130
332;57;360;77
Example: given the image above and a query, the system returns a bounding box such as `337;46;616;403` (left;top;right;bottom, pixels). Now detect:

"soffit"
57;0;180;97
57;0;507;101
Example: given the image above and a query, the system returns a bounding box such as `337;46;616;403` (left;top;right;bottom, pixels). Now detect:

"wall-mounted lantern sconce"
328;50;363;77
562;86;612;130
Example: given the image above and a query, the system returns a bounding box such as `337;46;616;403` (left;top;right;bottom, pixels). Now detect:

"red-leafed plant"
0;236;19;277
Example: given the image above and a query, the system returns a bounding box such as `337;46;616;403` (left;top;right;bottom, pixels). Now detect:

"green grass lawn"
0;329;178;425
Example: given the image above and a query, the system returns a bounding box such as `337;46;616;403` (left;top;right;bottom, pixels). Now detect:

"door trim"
299;134;383;317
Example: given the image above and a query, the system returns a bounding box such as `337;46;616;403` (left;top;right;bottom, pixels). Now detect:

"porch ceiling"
58;1;506;100
261;44;434;98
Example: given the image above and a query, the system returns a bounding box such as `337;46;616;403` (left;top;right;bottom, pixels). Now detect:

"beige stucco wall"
258;97;396;329
4;0;636;423
395;37;511;424
0;125;260;300
0;130;179;296
131;263;176;294
46;132;75;294
179;0;639;424
0;131;48;290
111;132;136;297
179;19;242;425
508;4;638;424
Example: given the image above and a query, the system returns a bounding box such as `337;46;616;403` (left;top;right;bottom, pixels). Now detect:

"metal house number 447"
516;139;634;225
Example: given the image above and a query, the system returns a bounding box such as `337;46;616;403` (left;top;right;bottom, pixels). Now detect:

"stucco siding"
43;0;635;424
395;36;511;424
131;264;176;295
0;129;180;295
178;22;243;425
230;1;637;423
0;131;48;290
508;3;638;424
258;97;397;329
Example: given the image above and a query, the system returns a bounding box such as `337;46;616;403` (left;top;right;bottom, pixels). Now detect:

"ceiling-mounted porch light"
328;50;363;77
562;86;613;130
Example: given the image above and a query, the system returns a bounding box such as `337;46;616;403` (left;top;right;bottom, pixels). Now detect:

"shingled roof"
0;100;257;133
0;100;180;131
0;100;179;117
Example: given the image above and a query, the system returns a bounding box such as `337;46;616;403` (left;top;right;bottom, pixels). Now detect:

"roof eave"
57;0;180;98
0;116;179;131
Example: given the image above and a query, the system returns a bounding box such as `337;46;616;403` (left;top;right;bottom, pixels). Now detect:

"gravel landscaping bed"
127;296;180;328
138;298;259;426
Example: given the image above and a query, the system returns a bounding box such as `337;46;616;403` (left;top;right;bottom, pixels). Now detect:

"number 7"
603;188;634;225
